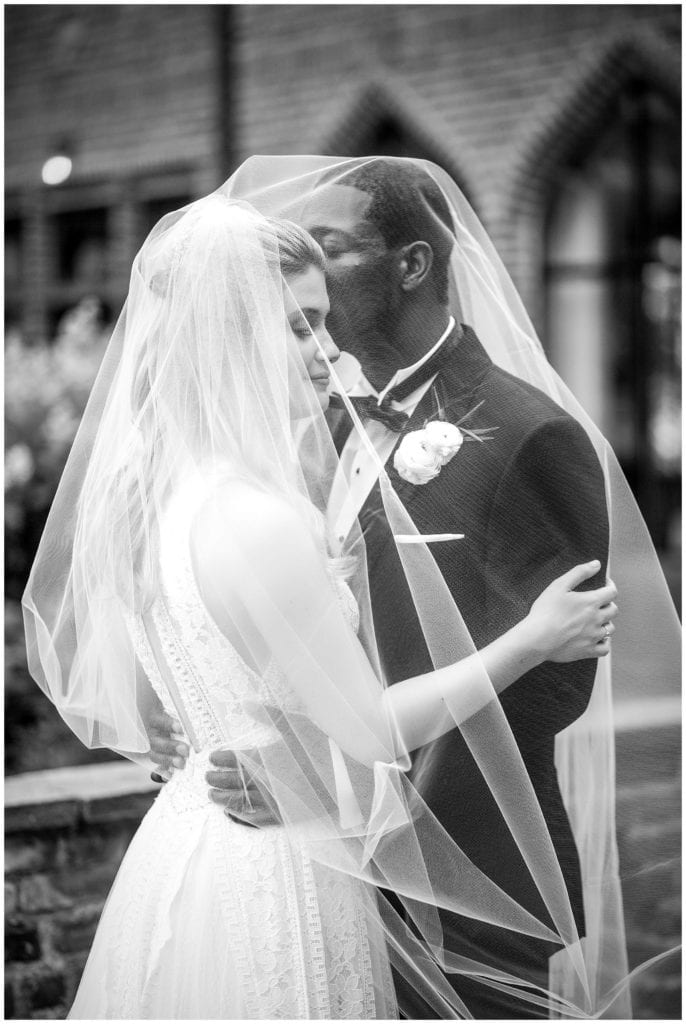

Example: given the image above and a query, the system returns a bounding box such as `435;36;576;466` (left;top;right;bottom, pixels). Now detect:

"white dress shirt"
329;317;455;544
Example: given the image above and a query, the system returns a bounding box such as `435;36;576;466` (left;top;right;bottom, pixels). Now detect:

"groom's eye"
319;233;351;259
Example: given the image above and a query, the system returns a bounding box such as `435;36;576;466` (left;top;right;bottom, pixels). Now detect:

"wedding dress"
70;474;397;1020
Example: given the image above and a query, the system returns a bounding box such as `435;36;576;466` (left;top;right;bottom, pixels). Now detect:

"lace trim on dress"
153;597;228;747
301;853;332;1016
128;613;177;720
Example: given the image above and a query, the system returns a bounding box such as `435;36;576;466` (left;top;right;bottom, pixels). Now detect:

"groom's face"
300;184;398;367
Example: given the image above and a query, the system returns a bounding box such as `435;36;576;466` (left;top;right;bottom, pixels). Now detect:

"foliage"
5;298;109;596
5;298;114;774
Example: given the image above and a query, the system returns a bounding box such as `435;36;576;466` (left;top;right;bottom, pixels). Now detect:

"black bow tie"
330;323;464;432
328;393;410;432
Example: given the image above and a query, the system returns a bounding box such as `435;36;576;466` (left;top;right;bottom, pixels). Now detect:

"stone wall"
5;763;156;1019
5;716;680;1019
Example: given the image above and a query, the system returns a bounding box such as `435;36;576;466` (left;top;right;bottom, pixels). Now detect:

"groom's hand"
148;709;190;783
206;749;282;829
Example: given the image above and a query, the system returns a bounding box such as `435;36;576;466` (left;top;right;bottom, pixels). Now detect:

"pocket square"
393;533;464;544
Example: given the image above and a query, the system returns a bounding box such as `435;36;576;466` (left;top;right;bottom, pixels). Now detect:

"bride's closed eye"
288;315;312;339
288;308;327;340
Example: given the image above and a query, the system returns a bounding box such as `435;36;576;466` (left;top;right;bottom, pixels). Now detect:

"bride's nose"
317;330;340;364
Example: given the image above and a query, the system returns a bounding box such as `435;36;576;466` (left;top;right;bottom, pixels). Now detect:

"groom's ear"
398;241;434;293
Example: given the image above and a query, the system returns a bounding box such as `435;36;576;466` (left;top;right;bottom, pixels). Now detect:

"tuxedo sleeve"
483;415;609;745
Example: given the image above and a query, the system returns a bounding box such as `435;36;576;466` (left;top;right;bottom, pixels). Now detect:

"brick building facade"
5;3;681;549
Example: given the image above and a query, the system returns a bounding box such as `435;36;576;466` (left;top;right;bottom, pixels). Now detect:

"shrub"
5;297;109;597
5;298;115;773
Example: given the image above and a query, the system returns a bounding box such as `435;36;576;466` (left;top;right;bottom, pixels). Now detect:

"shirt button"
355;467;361;475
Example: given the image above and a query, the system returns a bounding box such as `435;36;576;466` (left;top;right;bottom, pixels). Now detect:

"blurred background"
4;5;681;1017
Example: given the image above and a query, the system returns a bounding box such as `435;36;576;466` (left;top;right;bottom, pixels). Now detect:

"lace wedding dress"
69;478;397;1020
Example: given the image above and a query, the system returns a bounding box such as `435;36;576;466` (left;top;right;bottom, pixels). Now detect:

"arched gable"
504;25;680;315
320;77;479;213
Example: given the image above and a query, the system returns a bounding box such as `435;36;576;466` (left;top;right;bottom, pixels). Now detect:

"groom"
151;159;610;1017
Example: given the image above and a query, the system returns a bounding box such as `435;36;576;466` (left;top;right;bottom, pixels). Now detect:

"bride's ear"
398;242;433;293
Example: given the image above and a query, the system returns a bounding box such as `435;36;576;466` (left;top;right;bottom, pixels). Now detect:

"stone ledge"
4;695;680;829
5;760;156;807
5;761;158;834
612;695;681;733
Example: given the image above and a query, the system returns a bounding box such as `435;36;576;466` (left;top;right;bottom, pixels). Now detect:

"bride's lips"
310;375;330;387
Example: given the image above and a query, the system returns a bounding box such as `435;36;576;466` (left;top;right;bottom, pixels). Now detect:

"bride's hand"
525;561;618;663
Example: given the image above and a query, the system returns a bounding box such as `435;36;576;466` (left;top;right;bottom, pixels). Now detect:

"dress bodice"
130;474;360;754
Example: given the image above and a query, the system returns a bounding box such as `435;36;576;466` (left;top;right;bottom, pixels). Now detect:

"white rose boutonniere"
393;402;498;487
423;421;464;464
393;431;443;485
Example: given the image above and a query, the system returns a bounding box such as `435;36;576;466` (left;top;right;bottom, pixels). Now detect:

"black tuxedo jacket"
354;325;609;986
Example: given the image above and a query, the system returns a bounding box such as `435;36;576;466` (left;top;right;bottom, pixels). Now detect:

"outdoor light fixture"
41;145;73;186
42;154;73;186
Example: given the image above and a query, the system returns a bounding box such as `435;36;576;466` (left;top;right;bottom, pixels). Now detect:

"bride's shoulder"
191;473;316;573
198;478;300;530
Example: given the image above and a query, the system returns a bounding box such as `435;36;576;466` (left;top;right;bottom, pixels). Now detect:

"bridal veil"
23;156;680;1018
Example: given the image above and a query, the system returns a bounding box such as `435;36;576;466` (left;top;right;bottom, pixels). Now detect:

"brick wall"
5;6;220;189
232;5;679;240
5;764;156;1019
7;4;679;228
5;5;679;339
5;717;680;1019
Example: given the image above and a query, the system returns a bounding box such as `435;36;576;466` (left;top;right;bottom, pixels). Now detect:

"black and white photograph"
5;4;681;1020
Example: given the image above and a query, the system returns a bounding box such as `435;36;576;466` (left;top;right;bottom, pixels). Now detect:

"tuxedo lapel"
431;324;494;423
352;322;496;560
356;482;393;577
384;323;495;506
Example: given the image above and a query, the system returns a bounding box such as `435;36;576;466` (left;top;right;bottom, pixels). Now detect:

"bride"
22;162;675;1019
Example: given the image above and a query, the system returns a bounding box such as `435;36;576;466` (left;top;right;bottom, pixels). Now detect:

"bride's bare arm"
191;484;397;766
191;483;616;766
382;561;615;751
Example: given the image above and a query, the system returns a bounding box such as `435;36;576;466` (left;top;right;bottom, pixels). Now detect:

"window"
358;115;420;158
51;206;109;287
545;81;681;552
5;217;23;331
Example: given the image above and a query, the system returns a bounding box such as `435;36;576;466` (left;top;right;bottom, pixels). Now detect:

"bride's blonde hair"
266;216;325;277
112;210;329;607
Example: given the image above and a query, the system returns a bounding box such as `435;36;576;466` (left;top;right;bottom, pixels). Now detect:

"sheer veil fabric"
23;156;680;1018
